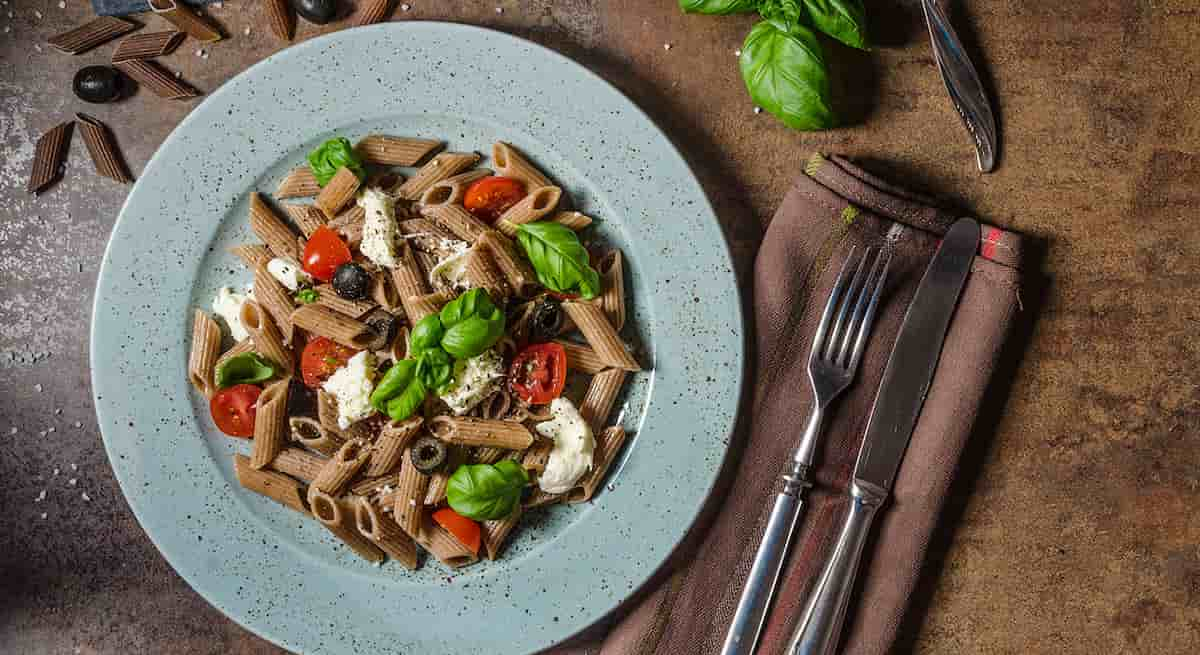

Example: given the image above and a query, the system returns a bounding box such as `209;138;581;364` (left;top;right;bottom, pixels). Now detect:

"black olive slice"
410;436;447;474
361;308;398;351
332;262;371;300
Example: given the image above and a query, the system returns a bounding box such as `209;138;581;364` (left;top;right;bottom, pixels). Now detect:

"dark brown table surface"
2;1;1198;653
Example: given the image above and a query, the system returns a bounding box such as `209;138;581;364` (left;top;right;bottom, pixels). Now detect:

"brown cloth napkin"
550;153;1024;655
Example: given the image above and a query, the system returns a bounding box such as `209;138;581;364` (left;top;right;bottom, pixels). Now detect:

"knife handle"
921;0;997;172
785;480;887;655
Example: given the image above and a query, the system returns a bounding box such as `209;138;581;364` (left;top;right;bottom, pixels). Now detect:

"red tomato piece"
210;384;262;437
302;225;352;282
463;176;526;224
432;507;481;554
508;342;568;405
299;336;359;389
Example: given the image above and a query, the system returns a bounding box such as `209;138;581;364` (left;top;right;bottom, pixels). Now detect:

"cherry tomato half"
210;384;262;437
463;176;526;224
300;336;359;388
432;507;481;554
302;225;353;282
508;342;568;405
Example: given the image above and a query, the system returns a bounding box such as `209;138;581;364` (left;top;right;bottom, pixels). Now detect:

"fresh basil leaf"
214;353;277;388
800;0;869;50
439;288;498;328
678;0;757;14
385;375;426;422
306;137;366;187
515;222;602;299
756;0;804;29
410;314;446;354
416;348;455;394
370;358;416;412
294;288;319;304
441;316;504;360
740;20;836;131
446;461;529;521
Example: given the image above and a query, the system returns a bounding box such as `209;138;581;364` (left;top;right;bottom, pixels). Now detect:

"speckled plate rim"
91;22;744;655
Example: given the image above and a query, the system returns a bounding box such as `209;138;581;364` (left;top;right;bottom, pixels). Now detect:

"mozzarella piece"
439;348;505;415
322;351;377;428
266;257;311;291
357;187;399;268
535;398;595;494
212;287;251;341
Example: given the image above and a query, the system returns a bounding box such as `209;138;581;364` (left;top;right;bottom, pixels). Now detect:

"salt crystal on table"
664;43;672;50
244;27;251;35
47;427;55;433
495;6;502;13
75;422;82;428
69;478;77;486
35;490;46;501
70;464;77;471
82;492;91;501
33;10;41;18
58;0;65;7
53;468;59;476
8;427;16;435
34;383;42;392
40;512;47;519
401;3;410;10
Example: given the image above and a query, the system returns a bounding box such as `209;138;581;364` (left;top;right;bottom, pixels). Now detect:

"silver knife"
921;0;998;173
785;218;980;655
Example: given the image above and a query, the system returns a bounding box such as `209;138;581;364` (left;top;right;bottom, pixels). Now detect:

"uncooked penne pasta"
240;300;294;376
493;141;552;189
568;426;627;503
353;0;396;27
556;339;609;375
234;454;307;513
110;30;186;63
418;169;491;207
580;369;628;434
366;417;423;477
421;203;491;243
284;204;326;238
249;193;299;260
417;515;478;569
312;284;376;319
250;379;291;469
308;489;385;562
329;204;365;247
562;301;640;371
289;416;346;457
148;0;222;43
495;186;562;237
311;439;371;496
188;310;221;398
370;272;402;313
477;231;539;297
397;152;481;200
392;451;429;536
403;289;454;324
354;496;418;569
550;210;594;231
277;167;320;199
214;338;255;372
315;167;362;219
355;134;442;166
230;243;272;270
429;416;534;450
464;246;510;300
253;265;296;344
263;0;293;41
423;446;465;506
76;113;132;184
48;16;137;55
597;249;626;330
482;505;522;560
291;304;374;349
521;440;554;474
27;121;73;194
270;446;327;483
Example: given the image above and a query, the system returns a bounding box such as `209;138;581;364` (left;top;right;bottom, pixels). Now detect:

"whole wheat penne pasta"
276;167;320;198
288;416;345;456
568;426;628;503
355;134;442;166
312;284;376;318
580;369;627;434
390;241;429;299
366;417;423;476
354;496;418;569
329;204;365;247
423;446;465;506
495;186;562;237
110;30;186;63
315;167;362;219
476;230;538;297
562;301;640;371
48;16;137;55
474;447;507;465
240;300;294;376
550;210;594;231
270;447;327;483
417;515;479;568
253;265;296;344
250;379;291;469
27;121;73;194
479;390;512;421
311;439;371;496
308;489;385;562
429;416;534;450
397;152;480;200
404;290;454;324
597;249;626;330
214;338;256;372
76;113;132;183
353;0;396;26
390;325;411;362
316;389;373;442
525;488;564;508
422;204;491;243
555;339;609;375
263;0;294;41
188;310;221;398
349;473;397;498
230;243;272;270
234;454;307;513
463;246;510;300
392;451;429;536
482;505;522;560
369;272;402;313
249;193;299;260
398;218;461;256
493;141;552;189
291;304;374;349
521;440;554;474
284;204;326;238
148;0;222;43
418;169;491;207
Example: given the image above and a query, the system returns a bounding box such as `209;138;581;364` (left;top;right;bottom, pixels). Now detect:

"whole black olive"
73;66;123;104
331;263;371;300
361;308;398;351
528;296;564;343
410;436;448;474
292;0;337;24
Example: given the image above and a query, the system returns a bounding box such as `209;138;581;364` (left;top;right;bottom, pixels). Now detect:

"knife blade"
786;217;980;655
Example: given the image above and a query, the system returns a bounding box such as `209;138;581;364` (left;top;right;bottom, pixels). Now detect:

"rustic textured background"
1;1;1197;653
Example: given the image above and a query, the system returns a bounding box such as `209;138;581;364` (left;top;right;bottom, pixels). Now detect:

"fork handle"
719;460;813;655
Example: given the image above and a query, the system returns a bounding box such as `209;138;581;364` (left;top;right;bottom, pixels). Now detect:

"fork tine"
845;250;891;372
835;249;884;366
823;248;873;363
809;247;859;364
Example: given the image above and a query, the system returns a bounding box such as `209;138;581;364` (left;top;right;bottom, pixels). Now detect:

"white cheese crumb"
409;499;416;506
70;464;77;471
267;257;311;291
753;106;763;114
663;43;672;51
195;49;203;57
74;422;82;428
9;427;17;435
495;6;502;13
35;490;46;502
201;51;209;60
735;49;742;56
322;352;377;428
401;3;410;10
40;512;47;520
34;383;43;392
81;492;91;501
53;468;59;476
213;1;223;7
47;426;55;433
68;478;77;486
34;10;41;18
535;398;595;494
55;408;62;415
244;27;251;35
58;0;66;7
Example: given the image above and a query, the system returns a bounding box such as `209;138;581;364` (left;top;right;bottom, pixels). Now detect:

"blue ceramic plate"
92;22;743;655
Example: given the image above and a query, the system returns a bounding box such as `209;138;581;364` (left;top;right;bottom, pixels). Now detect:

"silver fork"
720;246;892;655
